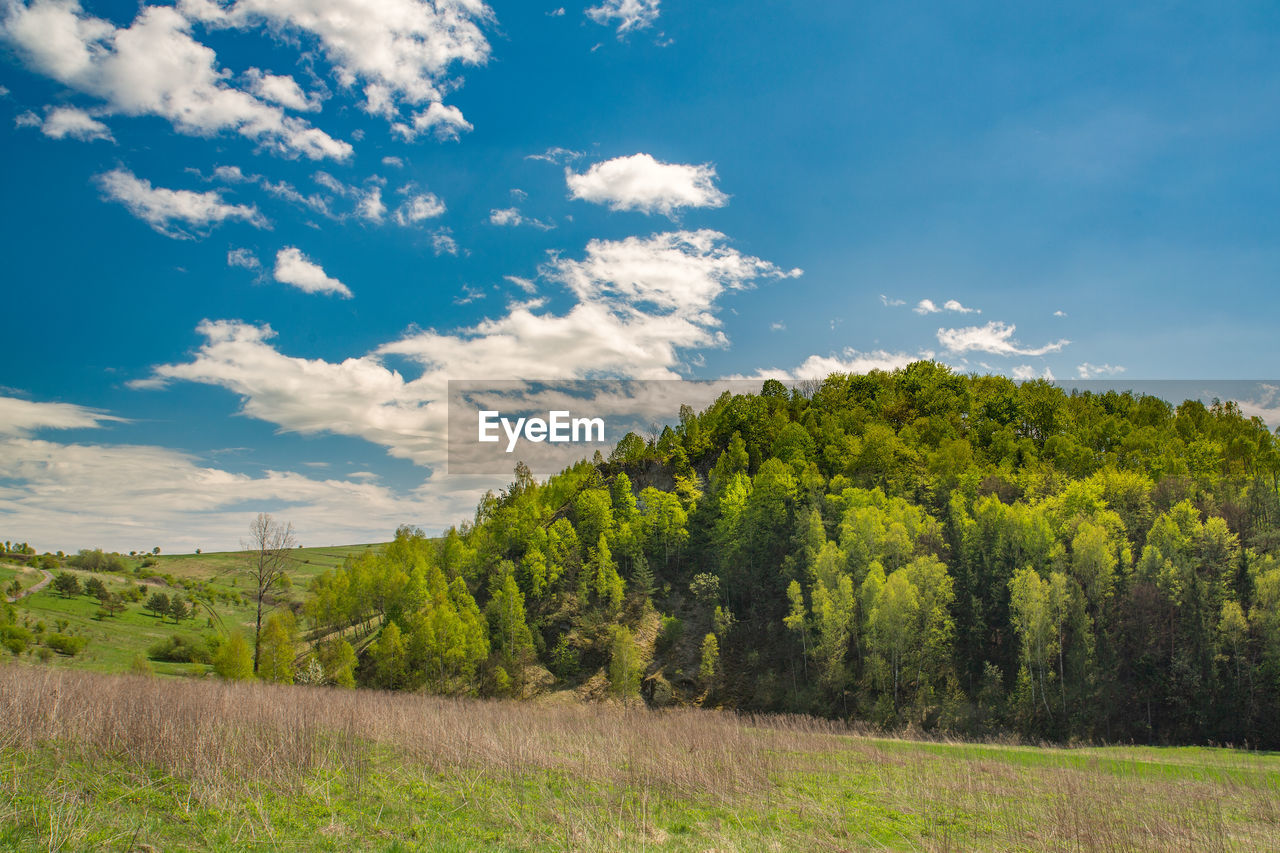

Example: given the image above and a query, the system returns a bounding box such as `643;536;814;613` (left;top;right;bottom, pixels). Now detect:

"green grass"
151;543;385;587
4;543;384;676
2;665;1278;851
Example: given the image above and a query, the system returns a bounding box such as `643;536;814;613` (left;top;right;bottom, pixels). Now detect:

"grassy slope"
4;544;383;675
1;665;1277;852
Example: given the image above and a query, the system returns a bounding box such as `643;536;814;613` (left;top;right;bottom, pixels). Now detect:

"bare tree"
242;513;296;674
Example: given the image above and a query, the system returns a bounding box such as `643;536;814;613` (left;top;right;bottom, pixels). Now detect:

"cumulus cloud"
1054;309;1068;317
181;0;491;134
880;294;905;307
30;105;113;141
96;168;267;238
394;192;446;225
392;100;473;141
586;0;660;35
1010;365;1056;380
761;349;930;380
244;67;322;112
937;321;1069;357
914;298;981;315
1076;363;1125;379
0;1;351;160
566;153;728;217
0;428;484;551
134;231;798;467
382;155;404;168
273;247;352;297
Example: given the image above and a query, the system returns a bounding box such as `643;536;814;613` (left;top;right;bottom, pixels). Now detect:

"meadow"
0;544;382;676
2;663;1277;851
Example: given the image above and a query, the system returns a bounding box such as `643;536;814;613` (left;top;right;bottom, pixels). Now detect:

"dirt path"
4;568;53;603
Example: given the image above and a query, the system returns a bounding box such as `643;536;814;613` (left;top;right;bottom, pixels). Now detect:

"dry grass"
1;662;1278;851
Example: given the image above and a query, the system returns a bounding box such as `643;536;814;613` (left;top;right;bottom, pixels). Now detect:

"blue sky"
2;0;1279;551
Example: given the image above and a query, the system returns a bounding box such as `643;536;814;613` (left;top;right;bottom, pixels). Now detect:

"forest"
299;363;1280;748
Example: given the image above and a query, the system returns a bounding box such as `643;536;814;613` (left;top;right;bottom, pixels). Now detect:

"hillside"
0;544;385;676
3;664;1278;851
291;364;1280;749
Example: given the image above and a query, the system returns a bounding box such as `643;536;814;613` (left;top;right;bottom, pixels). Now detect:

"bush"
213;631;254;681
147;634;211;664
656;615;683;655
45;633;87;656
2;628;30;655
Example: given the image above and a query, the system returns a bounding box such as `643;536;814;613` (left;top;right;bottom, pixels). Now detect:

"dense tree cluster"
304;363;1280;746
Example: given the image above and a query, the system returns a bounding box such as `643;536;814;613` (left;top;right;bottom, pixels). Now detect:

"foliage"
212;631;254;681
294;362;1280;746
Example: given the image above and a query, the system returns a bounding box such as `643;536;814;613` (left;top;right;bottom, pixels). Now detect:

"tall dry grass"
2;661;1278;851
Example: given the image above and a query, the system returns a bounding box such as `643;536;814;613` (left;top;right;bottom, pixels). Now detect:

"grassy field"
2;544;383;676
1;664;1277;851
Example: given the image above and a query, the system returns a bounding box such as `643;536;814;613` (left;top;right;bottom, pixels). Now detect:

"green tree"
51;572;81;598
699;632;720;687
213;631;254;681
258;611;297;684
371;621;408;689
609;626;643;699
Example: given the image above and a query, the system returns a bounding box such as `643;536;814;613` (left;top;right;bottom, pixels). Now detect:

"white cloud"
356;184;387;222
453;284;485;305
245;67;321;112
0;395;123;436
134;231;797;467
1076;363;1126;379
431;229;459;256
770;322;785;332
392;100;473;141
937;321;1069;357
181;0;491;133
0;430;481;552
37;105;113;141
548;7;565;16
273;247;352;298
751;349;928;381
914;298;980;315
382;155;404;168
880;294;905;307
96;168;267;238
566;153;728;217
488;206;552;229
0;1;351;160
526;146;583;164
504;275;536;294
1054;310;1068;318
586;0;660;35
226;247;261;271
394;192;446;225
14;109;40;127
542;229;800;316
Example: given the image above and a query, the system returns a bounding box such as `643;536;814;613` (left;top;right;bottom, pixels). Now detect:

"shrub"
549;635;580;679
147;634;211;664
213;631;254;681
130;654;155;677
656;615;683;655
45;633;87;656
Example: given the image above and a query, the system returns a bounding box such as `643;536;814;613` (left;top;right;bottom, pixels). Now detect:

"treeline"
303;363;1280;747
